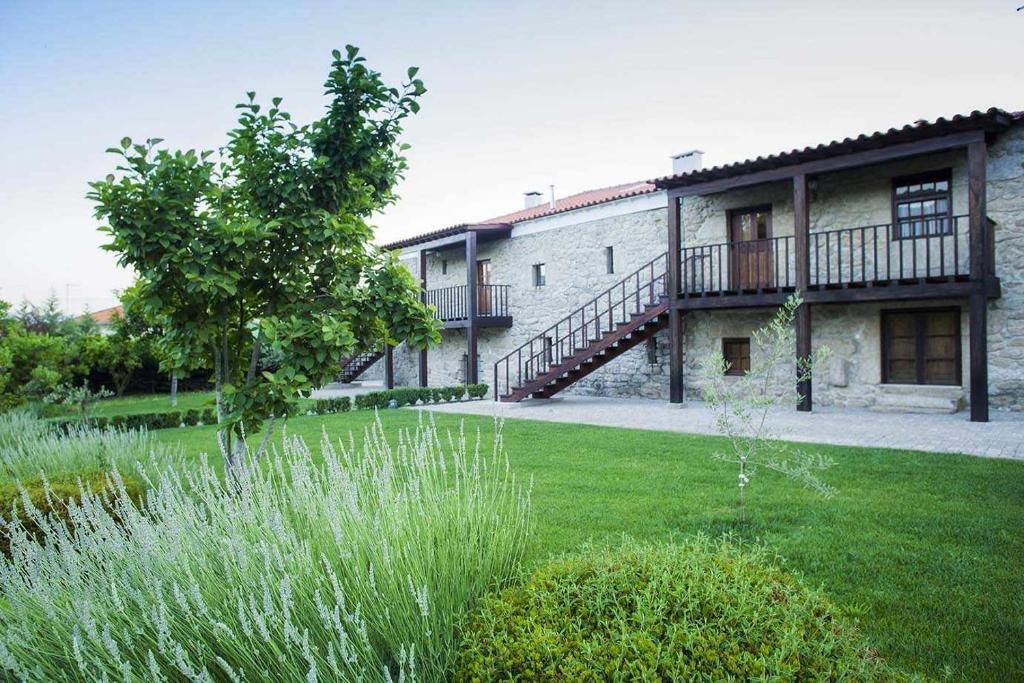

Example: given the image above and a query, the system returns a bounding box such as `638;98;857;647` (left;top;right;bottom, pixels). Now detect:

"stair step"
870;385;964;414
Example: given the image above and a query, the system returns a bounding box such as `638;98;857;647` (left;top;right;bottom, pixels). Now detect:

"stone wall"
394;197;670;397
389;122;1024;410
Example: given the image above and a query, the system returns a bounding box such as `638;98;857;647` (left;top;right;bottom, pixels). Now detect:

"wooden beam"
667;195;684;403
968;140;988;281
793;174;812;412
668;130;985;198
967;140;989;422
384;346;395;390
465;231;479;384
418;250;428;387
673;279;998;310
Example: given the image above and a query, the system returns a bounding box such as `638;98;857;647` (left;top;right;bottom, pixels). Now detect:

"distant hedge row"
311;384;489;414
50;384;490;431
51;408;218;433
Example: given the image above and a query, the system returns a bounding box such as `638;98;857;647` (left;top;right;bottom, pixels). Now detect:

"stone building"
360;108;1023;419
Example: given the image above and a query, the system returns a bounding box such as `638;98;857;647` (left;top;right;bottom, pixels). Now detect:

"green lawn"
150;409;1023;681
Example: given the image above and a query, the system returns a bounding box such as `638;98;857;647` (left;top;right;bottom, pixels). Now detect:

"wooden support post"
968;140;989;422
667;194;684;403
385;346;395;390
465;231;479;384
793;173;812;411
418;249;428;387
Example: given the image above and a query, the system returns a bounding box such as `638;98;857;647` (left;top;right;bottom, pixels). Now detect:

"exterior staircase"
494;252;669;401
338;349;384;383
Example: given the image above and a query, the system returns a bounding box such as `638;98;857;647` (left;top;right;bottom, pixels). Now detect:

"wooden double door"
729;205;774;290
881;308;961;385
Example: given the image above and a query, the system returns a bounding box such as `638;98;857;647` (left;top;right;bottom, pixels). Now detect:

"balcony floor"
675;275;997;310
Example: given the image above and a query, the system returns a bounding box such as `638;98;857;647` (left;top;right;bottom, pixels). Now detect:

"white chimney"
549;184;556;209
524;191;544;209
671;149;704;176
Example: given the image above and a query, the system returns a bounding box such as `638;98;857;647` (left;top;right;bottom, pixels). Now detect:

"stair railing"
493;251;668;400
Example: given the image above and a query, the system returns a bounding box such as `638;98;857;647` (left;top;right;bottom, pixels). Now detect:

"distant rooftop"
383;107;1022;251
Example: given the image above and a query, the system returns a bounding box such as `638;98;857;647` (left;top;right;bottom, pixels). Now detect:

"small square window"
605;246;615;274
441;260;448;275
722;337;751;376
532;263;546;287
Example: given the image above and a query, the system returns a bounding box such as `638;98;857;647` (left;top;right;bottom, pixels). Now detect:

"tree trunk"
170;370;178;407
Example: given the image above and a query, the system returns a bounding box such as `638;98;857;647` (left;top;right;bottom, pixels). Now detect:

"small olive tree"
90;46;440;472
700;294;835;522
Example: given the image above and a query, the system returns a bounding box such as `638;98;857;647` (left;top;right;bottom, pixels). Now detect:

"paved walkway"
417;395;1024;460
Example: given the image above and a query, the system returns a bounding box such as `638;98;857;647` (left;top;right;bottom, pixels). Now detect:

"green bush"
455;539;908;681
0;471;144;558
355;390;389;410
346;384;486;411
309;396;351;414
50;407;217;433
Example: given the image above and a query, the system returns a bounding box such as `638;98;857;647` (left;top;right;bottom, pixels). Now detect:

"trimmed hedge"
353;384;486;411
455;539;908;681
306;396;352;415
0;472;144;558
50;408;217;433
48;384;489;429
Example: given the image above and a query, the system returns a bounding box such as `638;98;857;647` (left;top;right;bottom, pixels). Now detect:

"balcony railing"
424;284;510;321
681;215;970;295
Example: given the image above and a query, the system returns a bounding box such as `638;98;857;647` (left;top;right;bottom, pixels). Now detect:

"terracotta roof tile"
80;305;124;325
651;108;1020;188
479;181;657;224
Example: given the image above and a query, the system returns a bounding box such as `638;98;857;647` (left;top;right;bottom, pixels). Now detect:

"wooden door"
476;259;491;315
728;206;774;290
882;309;961;385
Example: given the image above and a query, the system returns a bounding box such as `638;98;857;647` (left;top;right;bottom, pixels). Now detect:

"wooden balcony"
675;215;998;310
424;284;512;329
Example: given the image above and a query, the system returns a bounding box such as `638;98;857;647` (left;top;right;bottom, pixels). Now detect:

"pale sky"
1;0;1021;313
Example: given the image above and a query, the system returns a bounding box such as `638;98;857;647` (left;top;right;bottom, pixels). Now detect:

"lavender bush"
0;415;531;681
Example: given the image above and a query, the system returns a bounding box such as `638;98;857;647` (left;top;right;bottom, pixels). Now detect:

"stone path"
417;395;1024;460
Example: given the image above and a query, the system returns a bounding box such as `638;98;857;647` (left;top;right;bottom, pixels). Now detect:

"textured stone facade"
388;122;1024;411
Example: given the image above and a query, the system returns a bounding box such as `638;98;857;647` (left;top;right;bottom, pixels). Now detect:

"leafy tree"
15;293;73;336
89;46;440;471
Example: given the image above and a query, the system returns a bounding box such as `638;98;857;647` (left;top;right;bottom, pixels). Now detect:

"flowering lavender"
0;413;531;681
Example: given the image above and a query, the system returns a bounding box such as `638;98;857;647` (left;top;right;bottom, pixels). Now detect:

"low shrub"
0;415;531;680
456;539;908;681
0;471;144;557
308;396;352;415
355;390;389;410
49;407;217;433
350;384;485;411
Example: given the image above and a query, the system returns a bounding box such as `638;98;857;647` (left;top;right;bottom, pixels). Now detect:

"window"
881;308;960;385
722;338;751;376
532;263;546;287
543;336;554;364
892;170;952;240
605;246;615;274
441;260;448;275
